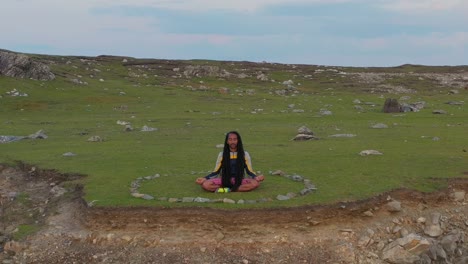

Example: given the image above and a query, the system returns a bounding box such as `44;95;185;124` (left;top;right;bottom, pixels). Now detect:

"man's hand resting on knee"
255;175;265;182
195;178;206;185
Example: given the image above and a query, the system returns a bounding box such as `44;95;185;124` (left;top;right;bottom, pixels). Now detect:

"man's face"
227;133;238;151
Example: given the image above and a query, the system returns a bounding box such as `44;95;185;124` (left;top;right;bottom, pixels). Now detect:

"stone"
453;191;465;202
305;183;317;190
354;105;364;111
402;235;431;255
183;65;225;78
358;235;372;248
223;198;235;204
371;123;388;129
258;197;272;203
386;200;402;212
0;50;55;80
424;213;443;237
215;231;225;241
392;226;402;234
50;186;67;197
3;241;27;253
7;191;18;200
182;197;195;203
432;109;447;114
293;134;318;141
116;120;130;125
291;175;303;181
194;197;211;203
383;98;402;113
0;135;25;143
440;230;461;255
141;125;157;132
359;150;383;156
445;101;464;105
87;135;103;142
363;210;374;217
257;73;268;81
290;109;303;113
433;244;447;260
276;195;290;201
382;234;430;263
420;254;432;264
218;87;230;94
332;242;355;263
142;194;154;200
400;228;409;237
309;220;321;226
271;170;285;176
455;256;468;264
329;134;356;138
121;235;132;242
28;130;48;139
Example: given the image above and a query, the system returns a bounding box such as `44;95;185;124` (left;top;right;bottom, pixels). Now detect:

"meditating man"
196;131;264;192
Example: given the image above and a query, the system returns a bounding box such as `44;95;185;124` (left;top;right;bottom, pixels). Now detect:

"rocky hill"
0;49;55;81
1;50;467;95
1;50;467;263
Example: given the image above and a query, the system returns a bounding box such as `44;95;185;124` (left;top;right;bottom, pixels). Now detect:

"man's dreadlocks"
221;131;245;191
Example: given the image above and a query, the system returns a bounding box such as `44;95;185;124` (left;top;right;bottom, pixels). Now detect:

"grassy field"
1;54;467;208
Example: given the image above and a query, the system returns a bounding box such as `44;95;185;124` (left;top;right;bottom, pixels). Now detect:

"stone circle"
129;170;317;204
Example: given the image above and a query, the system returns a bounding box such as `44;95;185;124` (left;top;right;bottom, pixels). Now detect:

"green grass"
12;224;41;241
1;56;467;208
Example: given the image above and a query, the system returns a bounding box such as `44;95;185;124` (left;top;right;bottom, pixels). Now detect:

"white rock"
359;150;383;156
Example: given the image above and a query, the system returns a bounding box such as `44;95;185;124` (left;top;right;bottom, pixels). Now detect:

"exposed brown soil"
1;163;467;263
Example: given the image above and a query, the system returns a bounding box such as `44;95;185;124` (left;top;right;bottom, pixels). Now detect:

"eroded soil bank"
1;164;467;263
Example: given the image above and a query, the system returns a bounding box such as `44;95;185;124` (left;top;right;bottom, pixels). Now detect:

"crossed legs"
200;177;262;192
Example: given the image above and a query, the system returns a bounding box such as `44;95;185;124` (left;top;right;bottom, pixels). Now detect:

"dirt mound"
1;163;467;263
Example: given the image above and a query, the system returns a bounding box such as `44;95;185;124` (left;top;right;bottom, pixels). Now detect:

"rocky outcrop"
383;98;402;113
182;65;250;79
0;50;55;80
183;65;231;78
292;126;319;141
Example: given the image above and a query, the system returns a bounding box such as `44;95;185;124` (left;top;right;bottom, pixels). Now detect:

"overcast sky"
2;0;468;66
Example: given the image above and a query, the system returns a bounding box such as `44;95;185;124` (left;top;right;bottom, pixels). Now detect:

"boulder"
383;98;402;113
0;50;55;80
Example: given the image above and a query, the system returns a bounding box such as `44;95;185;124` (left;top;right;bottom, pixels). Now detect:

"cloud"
1;0;467;66
408;31;468;49
357;31;468;49
378;0;468;14
92;0;355;13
